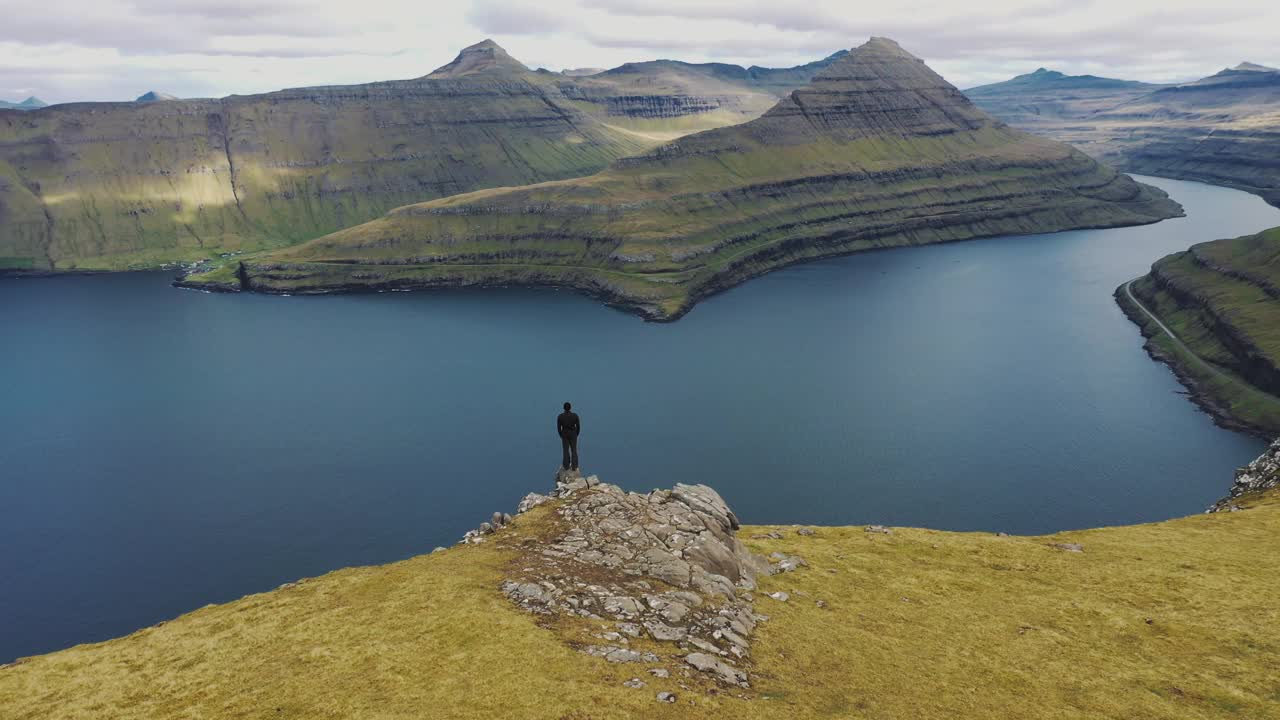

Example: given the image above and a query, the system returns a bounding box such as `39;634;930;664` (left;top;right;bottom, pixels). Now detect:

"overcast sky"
2;0;1276;104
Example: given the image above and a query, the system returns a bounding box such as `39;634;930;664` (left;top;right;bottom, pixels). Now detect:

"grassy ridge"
1124;227;1280;435
4;488;1278;719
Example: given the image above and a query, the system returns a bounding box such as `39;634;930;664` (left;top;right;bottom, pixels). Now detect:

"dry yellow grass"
4;493;1280;719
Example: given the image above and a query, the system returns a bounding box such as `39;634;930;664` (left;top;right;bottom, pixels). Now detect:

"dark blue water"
2;176;1277;662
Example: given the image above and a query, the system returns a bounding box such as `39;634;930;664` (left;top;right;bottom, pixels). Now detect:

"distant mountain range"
0;96;47;111
967;62;1280;208
195;38;1179;320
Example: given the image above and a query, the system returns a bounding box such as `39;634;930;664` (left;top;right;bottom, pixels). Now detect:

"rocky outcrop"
488;469;801;688
1210;438;1280;511
234;37;1181;320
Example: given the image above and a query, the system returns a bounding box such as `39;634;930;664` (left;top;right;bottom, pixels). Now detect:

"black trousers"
561;434;579;470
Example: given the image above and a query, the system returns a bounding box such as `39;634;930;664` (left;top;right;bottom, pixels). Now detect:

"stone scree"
480;469;804;689
1210;437;1280;513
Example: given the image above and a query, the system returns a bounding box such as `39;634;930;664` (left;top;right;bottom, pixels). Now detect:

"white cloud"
1;0;1276;103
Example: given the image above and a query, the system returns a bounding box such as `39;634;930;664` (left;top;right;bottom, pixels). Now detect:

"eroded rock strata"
226;37;1182;320
0;41;828;272
1121;227;1280;437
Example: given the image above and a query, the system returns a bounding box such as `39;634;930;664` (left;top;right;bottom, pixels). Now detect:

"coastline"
1114;280;1278;439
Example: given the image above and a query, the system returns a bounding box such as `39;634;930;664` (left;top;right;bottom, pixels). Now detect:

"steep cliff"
226;38;1181;320
1120;226;1280;436
969;64;1280;208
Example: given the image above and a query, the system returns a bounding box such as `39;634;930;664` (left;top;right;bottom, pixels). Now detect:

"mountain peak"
135;91;178;102
428;39;529;79
18;96;46;108
772;37;989;136
1235;61;1279;73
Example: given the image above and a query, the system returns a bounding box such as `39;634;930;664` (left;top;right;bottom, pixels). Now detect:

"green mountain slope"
221;38;1181;321
1120;226;1280;435
0;40;661;271
969;64;1280;208
0;41;843;273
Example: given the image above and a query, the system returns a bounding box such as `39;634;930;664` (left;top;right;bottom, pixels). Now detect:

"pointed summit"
1235;61;1278;73
18;96;46;108
758;36;991;136
135;91;178;103
427;39;529;79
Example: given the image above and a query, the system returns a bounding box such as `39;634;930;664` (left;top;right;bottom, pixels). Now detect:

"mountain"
1120;226;1280;436
0;96;47;111
134;91;179;102
969;63;1280;208
965;68;1164;127
0;40;835;272
213;38;1181;320
551;50;851;140
4;465;1279;718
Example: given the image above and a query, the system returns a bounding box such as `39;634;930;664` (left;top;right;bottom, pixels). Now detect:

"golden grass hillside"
3;487;1279;719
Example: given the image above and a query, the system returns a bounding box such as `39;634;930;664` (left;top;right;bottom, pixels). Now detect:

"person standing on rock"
557;402;581;471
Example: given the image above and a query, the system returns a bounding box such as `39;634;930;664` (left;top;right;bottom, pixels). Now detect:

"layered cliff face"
555;52;849;139
228;37;1181;320
0;41;844;272
0;40;650;271
969;64;1280;208
1121;226;1280;436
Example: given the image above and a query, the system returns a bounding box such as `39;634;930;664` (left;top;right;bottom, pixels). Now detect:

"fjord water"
1;176;1276;661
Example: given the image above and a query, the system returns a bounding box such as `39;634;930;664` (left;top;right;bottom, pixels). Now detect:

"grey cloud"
466;0;575;34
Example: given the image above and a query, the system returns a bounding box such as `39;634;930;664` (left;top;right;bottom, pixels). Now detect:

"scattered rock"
796;528;816;536
431;547;446;553
751;531;783;540
656;692;677;703
865;525;892;534
685;652;749;687
582;645;658;664
768;591;790;602
623;678;647;689
648;668;670;678
769;552;807;574
1049;543;1084;553
997;532;1009;537
517;493;550;514
816;599;828;609
491;511;505;527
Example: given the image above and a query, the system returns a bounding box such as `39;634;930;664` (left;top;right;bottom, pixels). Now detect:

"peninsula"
182;38;1181;321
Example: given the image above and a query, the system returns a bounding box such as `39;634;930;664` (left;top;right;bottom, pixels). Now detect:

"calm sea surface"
2;176;1278;661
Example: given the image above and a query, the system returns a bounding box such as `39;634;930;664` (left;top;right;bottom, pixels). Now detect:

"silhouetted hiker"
558;402;581;471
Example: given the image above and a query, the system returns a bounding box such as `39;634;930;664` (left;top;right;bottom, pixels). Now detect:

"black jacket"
557;411;581;438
